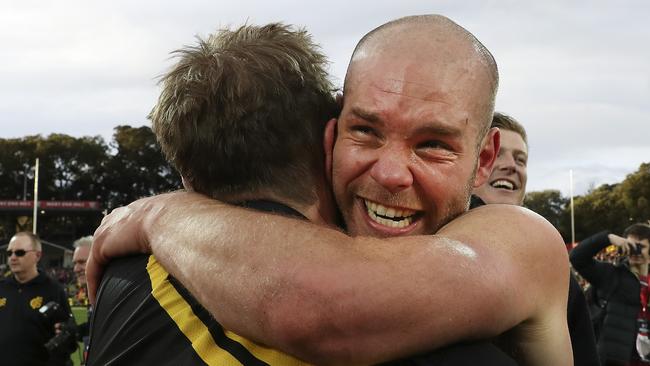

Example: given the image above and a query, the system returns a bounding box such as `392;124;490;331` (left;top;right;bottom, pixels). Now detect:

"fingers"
86;250;102;305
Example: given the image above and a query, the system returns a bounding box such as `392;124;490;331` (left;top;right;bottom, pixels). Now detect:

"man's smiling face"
473;129;528;206
330;30;497;237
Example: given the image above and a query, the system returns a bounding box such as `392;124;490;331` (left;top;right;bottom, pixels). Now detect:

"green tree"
103;125;181;210
524;190;571;241
617;163;650;223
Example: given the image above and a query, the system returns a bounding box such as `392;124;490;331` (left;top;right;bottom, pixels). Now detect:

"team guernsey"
86;201;311;365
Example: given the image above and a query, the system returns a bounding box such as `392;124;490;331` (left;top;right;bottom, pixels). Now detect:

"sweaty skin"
89;193;571;366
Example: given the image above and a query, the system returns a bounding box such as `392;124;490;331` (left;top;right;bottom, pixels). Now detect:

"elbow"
568;249;587;270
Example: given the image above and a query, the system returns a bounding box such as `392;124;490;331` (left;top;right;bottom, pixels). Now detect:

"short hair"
492;112;528;146
624;223;650;241
151;23;339;204
12;231;42;251
73;236;93;249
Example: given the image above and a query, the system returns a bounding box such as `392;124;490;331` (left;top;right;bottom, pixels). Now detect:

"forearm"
145;195;555;364
569;230;611;283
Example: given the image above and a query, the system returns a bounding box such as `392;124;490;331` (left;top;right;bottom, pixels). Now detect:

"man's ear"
323;118;338;185
473;127;500;188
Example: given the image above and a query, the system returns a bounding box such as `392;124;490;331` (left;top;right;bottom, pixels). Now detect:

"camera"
39;301;78;353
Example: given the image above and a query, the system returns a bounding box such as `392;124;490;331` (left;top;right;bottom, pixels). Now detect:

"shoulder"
442;204;565;256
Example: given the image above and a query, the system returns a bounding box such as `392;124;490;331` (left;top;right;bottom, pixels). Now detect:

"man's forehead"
371;78;452;104
500;130;528;153
9;236;30;248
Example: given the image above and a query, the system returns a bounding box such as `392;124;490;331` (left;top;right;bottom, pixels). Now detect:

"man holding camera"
571;223;650;365
0;232;76;366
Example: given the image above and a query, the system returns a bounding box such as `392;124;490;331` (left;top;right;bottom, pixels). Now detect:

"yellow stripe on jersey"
223;330;313;366
147;255;312;366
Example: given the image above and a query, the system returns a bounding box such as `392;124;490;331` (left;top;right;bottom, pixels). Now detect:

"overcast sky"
1;0;648;196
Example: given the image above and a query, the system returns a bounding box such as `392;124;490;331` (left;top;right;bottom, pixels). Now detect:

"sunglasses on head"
6;249;36;257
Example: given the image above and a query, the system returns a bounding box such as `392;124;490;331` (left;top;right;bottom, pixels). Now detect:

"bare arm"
89;191;571;365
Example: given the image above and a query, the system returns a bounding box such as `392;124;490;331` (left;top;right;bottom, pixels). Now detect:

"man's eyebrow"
349;107;382;124
350;107;464;137
412;124;463;138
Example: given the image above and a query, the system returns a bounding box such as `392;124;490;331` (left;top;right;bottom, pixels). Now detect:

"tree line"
0;126;181;243
0;126;648;244
524;162;650;243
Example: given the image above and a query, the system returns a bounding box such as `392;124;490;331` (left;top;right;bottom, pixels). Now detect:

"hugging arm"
89;192;571;365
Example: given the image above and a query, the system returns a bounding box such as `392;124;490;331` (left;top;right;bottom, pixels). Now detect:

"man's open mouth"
363;199;422;228
490;179;517;191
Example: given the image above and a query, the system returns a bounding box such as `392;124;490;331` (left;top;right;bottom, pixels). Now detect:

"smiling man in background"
472;111;599;366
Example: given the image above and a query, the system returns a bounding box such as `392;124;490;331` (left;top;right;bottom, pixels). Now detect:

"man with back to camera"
473;111;599;365
0;232;75;366
89;15;573;365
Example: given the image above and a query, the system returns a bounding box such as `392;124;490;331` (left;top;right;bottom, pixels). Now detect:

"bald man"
90;15;572;365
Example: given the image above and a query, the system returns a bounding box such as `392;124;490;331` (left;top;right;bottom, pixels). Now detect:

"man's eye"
352;126;371;133
350;125;376;136
418;141;446;150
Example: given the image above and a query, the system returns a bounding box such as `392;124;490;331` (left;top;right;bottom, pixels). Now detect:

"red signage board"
0;200;101;211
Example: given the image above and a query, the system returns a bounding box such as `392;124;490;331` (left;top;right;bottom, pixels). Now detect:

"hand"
54;322;63;335
87;195;160;304
608;233;639;256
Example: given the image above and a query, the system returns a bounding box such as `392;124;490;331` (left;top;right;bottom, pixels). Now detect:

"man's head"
624;223;650;266
327;15;500;237
6;231;41;283
151;23;339;209
473;112;528;205
72;236;93;287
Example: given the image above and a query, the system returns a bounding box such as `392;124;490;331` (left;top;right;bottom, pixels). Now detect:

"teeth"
386;207;396;218
491;180;514;190
364;200;416;228
376;203;386;216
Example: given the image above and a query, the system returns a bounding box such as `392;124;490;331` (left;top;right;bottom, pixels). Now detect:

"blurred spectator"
570;223;650;365
72;236;92;306
72;235;92;363
0;232;77;366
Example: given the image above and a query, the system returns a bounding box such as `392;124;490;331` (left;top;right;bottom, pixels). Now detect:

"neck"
14;268;39;284
221;180;338;227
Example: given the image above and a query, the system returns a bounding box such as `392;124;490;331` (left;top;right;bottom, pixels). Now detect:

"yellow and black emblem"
30;296;43;309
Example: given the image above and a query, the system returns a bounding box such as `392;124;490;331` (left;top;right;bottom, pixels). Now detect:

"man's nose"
369;150;414;194
497;154;517;173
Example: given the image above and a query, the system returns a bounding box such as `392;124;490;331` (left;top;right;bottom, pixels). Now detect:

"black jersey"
87;201;311;365
87;254;309;365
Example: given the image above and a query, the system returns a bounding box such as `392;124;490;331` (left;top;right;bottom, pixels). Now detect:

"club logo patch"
30;296;43;309
0;297;6;308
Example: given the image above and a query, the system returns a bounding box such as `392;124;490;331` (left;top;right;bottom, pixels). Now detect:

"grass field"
70;306;89;366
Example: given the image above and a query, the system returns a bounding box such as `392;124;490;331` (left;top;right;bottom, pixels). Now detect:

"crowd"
2;13;649;366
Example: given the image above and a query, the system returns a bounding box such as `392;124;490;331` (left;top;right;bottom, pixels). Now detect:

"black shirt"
0;272;73;366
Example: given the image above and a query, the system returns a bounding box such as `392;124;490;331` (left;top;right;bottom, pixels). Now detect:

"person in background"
570;223;650;365
0;232;76;366
71;235;93;363
473;111;599;365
